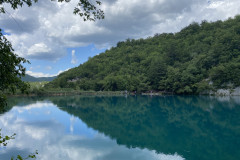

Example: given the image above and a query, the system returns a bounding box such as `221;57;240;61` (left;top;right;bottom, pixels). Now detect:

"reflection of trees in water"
51;95;240;160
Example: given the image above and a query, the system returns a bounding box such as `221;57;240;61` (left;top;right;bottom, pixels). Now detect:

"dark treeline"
46;15;240;94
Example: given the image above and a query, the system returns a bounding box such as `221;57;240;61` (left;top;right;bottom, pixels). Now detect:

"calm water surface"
0;95;240;160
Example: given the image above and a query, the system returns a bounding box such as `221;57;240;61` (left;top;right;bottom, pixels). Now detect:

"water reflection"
50;95;240;160
1;95;240;160
0;97;186;160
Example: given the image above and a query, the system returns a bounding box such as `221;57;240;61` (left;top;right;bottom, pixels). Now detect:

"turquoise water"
0;95;240;160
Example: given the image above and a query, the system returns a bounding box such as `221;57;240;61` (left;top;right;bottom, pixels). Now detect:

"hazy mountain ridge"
22;74;56;82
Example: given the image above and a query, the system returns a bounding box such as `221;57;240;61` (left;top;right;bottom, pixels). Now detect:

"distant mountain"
22;74;56;82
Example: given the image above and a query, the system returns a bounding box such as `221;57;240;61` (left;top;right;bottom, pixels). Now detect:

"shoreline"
7;89;240;97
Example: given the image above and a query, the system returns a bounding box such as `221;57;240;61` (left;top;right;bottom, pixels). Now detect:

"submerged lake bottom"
0;95;240;160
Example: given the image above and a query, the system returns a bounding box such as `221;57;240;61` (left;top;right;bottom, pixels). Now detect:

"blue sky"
2;29;10;35
1;0;240;77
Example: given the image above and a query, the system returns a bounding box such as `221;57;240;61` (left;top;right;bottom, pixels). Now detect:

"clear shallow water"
0;95;240;160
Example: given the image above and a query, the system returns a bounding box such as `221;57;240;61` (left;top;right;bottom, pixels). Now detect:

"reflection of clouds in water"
24;124;50;140
70;115;76;134
0;102;185;160
16;101;51;110
14;101;53;115
62;136;185;160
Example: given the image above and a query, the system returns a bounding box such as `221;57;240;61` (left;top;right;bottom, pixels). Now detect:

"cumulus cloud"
28;43;51;56
26;71;55;77
1;0;240;61
26;68;70;77
71;50;78;65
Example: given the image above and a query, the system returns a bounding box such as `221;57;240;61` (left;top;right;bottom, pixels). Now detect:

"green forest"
46;15;240;94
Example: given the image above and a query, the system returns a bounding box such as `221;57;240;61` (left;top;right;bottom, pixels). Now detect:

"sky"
1;0;240;77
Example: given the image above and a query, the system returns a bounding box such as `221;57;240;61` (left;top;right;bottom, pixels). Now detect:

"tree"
0;29;29;107
0;0;104;21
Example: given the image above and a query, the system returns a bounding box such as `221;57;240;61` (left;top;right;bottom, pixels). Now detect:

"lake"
0;95;240;160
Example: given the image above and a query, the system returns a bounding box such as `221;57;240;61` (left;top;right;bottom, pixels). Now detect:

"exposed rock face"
67;78;80;82
216;89;231;96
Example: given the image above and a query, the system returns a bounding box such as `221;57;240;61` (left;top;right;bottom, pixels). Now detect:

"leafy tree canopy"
0;0;104;21
0;29;29;107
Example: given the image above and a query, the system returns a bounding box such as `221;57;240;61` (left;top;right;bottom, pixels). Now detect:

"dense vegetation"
0;29;29;107
47;15;240;94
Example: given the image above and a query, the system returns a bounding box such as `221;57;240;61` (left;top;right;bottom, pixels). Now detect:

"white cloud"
26;71;55;77
71;50;78;65
1;0;240;62
26;67;70;77
28;43;50;55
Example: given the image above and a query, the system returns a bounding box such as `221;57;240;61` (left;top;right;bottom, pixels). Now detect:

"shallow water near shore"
0;95;240;160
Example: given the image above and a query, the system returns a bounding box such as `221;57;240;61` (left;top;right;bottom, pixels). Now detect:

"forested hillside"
46;15;240;94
